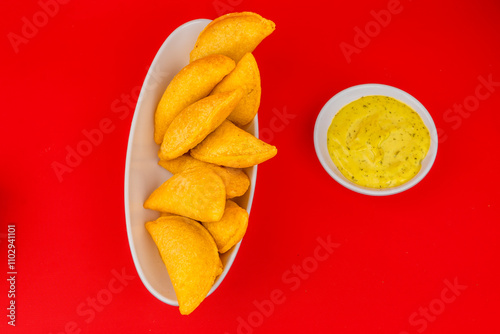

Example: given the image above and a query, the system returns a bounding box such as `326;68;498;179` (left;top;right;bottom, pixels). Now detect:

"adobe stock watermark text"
6;224;16;326
225;235;340;334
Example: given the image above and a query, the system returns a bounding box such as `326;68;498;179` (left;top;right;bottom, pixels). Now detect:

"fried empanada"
190;120;277;168
190;12;275;63
159;89;243;160
144;167;226;222
211;53;261;126
154;54;235;144
159;154;250;198
202;200;249;253
145;216;223;315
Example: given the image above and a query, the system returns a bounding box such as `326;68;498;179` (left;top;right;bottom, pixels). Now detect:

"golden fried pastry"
202;200;249;253
211;53;261;126
190;12;275;63
190;120;277;168
159;89;243;160
145;216;223;315
144;167;226;222
159;154;250;198
154;54;235;144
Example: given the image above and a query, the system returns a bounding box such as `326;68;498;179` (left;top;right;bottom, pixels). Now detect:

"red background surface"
1;0;499;333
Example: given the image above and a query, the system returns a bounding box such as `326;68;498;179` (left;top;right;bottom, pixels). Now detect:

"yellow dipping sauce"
327;96;430;188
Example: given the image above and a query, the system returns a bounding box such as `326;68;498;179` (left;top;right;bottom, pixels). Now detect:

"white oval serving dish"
124;19;258;306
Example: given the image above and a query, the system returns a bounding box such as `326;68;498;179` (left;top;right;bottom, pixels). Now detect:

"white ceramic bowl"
314;84;438;196
124;19;257;306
